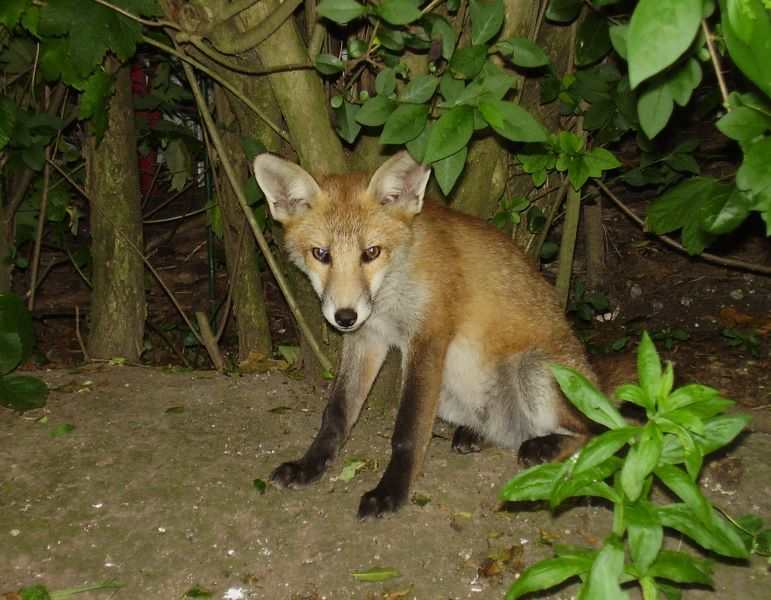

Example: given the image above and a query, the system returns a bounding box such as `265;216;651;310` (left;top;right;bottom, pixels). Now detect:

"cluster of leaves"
0;0;160;141
501;332;756;599
618;0;770;251
314;0;620;195
0;293;48;411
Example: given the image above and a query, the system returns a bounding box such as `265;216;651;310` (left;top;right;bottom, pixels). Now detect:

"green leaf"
551;365;626;430
550;458;623;507
615;383;654;413
658;504;749;558
356;96;397;126
0;331;23;375
575;12;612;67
405;121;432;162
376;0;421;26
637;79;674;139
736;136;771;214
719;0;771;99
578;535;627;600
379;104;429;144
470;0;505;45
573;426;638;475
316;0;367;24
79;69;114;143
453;73;517;107
0;375;48;411
620;421;662;502
646;178;729;255
18;585;52;600
424;13;456;61
252;478;267;494
0;0;28;28
667;58;702;107
165;138;192;193
400;76;438;104
608;24;628;60
545;0;583;23
423;105;473;163
315;53;345;75
334;100;361;144
716;106;771;142
494;37;549;68
636;332;661;404
242;138;267;161
648;550;713;585
655;464;712;524
449;45;488;80
351;566;401;581
52;422;74;437
479;100;548;143
375;68;397;97
697;414;750;454
627;500;663;575
0;292;35;364
499;462;562;502
504;556;589;599
433;146;467;195
627;0;702;88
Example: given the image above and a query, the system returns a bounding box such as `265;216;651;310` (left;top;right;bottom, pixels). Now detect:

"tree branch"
181;60;334;373
208;0;304;55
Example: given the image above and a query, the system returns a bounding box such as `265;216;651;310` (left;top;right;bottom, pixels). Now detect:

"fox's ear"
366;151;431;217
253;153;322;224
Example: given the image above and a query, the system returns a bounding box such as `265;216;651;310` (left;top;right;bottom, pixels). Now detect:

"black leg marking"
451;426;485;454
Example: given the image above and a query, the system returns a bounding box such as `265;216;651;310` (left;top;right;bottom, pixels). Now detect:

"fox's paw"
357;486;406;520
451;426;485;454
269;459;325;489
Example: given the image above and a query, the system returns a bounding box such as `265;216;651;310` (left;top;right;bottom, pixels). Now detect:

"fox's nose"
334;308;358;328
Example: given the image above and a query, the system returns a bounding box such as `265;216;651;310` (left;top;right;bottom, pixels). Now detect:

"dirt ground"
1;363;769;599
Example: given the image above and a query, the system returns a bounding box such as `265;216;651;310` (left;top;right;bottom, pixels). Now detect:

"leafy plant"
0;292;48;411
315;0;620;196
721;327;761;357
501;332;752;599
568;280;612;322
651;326;690;349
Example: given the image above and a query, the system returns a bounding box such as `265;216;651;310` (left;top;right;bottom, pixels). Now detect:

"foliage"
315;0;619;196
0;292;48;411
501;332;754;599
567;279;611;322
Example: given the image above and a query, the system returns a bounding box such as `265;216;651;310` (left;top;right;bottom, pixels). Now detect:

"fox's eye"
362;246;381;262
311;247;330;263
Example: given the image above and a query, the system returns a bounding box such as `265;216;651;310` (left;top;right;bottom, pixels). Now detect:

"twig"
199;0;264;35
141;34;291;142
181;60;334;373
75;306;91;362
702;20;730;108
195;311;228;371
595;180;771;276
47;159;206;345
90;0;180;29
27;158;51;310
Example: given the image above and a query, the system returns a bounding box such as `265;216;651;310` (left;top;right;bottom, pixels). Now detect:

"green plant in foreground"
501;332;752;599
0;292;48;411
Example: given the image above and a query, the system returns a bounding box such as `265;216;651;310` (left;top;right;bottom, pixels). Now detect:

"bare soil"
1;363;770;599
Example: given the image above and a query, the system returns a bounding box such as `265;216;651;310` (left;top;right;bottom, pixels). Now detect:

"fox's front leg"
270;333;388;489
358;336;447;519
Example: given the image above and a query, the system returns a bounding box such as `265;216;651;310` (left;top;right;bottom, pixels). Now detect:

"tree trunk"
84;61;146;361
449;0;541;219
213;84;272;361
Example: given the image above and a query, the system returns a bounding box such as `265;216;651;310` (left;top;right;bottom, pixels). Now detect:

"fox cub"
253;151;595;519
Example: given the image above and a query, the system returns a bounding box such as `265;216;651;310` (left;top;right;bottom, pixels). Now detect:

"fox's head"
253;151;431;332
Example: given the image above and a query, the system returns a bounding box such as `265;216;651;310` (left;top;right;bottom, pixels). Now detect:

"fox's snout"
321;290;372;332
333;308;358;328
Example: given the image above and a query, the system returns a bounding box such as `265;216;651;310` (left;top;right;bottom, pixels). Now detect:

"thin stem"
210;0;304;55
702;20;730;108
47;159;204;345
595;179;771;276
182;35;313;75
27;157;50;310
90;0;179;29
142;34;291;142
181;60;334;373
